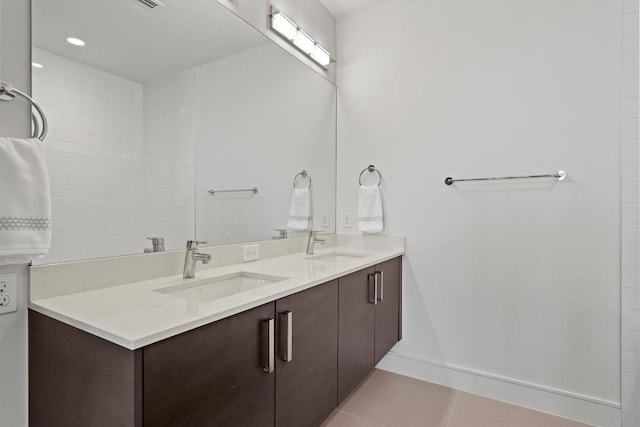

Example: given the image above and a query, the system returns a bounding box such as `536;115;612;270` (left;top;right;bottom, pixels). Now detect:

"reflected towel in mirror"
287;187;312;231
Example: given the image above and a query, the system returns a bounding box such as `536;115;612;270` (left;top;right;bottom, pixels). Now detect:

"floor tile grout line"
336;409;380;426
381;378;413;427
444;389;460;427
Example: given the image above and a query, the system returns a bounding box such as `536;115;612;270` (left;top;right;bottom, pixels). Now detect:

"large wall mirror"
31;0;336;264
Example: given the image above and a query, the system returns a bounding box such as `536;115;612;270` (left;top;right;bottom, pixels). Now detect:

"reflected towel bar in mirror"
359;165;382;186
293;170;312;189
208;187;258;195
444;171;567;186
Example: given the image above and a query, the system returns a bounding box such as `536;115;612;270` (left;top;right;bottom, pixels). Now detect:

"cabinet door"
275;280;338;427
143;302;276;427
338;266;376;403
374;257;402;364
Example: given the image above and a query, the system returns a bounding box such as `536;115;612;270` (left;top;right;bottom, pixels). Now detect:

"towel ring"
0;81;48;141
293;170;312;189
359;165;382;186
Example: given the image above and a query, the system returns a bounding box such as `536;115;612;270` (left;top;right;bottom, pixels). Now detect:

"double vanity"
28;235;404;427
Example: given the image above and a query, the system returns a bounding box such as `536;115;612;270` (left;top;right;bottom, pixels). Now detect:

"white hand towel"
358;185;383;233
287;187;312;231
0;137;52;257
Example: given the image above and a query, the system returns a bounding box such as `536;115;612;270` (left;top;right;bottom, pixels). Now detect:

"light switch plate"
242;244;260;262
320;211;329;228
344;212;352;228
0;273;17;315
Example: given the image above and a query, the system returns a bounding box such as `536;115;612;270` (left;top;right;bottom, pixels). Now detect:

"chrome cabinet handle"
368;273;378;305
262;318;275;373
377;271;384;302
278;311;293;362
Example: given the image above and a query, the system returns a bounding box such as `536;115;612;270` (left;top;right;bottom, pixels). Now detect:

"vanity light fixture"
31;62;44;69
66;37;85;46
269;7;333;69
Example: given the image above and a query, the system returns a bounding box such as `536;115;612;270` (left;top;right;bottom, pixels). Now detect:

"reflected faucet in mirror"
273;229;288;240
145;237;165;253
183;240;212;279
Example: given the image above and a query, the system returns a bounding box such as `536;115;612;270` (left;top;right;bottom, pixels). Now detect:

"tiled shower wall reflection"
32;48;147;263
621;1;640;426
142;71;196;250
32;48;196;263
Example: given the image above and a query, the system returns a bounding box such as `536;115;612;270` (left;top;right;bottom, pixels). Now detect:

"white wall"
621;1;640;426
0;0;30;425
336;1;622;425
195;43;336;244
31;48;146;263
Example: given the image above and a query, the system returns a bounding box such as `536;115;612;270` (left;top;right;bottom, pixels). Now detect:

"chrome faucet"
306;230;326;255
183;240;212;278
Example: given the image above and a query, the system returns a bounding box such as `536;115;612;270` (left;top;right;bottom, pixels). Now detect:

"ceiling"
319;0;387;18
32;0;267;83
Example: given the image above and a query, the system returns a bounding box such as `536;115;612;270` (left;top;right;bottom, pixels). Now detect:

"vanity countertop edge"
29;246;404;350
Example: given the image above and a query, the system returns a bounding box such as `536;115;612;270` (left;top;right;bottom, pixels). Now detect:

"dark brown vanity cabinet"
143;302;277;427
144;281;340;427
374;257;402;364
29;257;401;427
275;280;338;427
338;257;402;403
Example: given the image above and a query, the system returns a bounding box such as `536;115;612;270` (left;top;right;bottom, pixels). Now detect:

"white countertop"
29;246;403;350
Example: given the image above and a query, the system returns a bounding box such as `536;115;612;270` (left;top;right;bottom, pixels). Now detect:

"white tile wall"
142;71;196;250
32;48;146;264
622;1;640;426
32;50;199;262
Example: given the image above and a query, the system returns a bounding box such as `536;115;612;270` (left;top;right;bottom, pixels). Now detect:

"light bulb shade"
311;45;331;68
271;11;297;41
294;30;314;55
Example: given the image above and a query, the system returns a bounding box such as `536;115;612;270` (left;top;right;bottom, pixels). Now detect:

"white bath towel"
287;187;312;231
0;137;51;257
358;185;383;233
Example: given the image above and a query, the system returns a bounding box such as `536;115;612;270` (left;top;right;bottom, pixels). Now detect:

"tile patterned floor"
321;369;589;427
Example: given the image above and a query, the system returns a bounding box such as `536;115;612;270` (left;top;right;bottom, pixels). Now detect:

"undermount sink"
306;251;369;262
154;272;289;303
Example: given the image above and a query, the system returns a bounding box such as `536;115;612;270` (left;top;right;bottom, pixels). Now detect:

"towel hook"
0;81;48;141
359;165;382;186
293;170;312;189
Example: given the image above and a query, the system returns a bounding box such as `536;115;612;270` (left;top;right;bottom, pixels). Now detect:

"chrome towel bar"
445;171;566;186
208;187;258;195
0;81;48;141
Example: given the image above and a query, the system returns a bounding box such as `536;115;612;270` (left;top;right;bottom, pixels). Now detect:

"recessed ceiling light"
66;37;85;46
31;62;44;69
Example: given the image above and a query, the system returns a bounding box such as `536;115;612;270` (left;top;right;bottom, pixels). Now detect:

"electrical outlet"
0;274;17;315
242;244;260;262
344;212;352;228
320;211;329;228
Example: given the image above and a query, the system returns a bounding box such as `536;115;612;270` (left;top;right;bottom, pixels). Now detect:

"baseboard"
377;351;621;427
